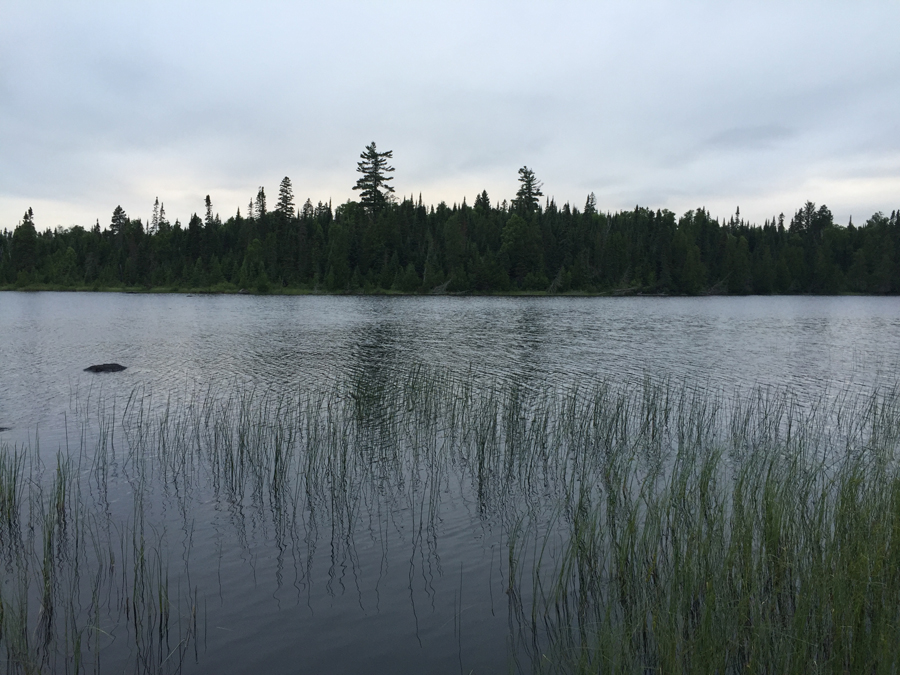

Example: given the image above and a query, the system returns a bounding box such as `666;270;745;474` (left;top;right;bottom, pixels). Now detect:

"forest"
1;144;898;295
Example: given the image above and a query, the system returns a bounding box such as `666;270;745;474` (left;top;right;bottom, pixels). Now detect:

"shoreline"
0;284;883;298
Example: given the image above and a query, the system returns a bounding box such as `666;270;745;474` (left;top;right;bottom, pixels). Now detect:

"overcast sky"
2;1;898;231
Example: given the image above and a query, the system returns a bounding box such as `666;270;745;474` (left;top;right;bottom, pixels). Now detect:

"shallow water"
1;292;899;673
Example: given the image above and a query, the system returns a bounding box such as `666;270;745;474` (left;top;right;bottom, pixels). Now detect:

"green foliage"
276;176;295;219
11;209;37;274
501;214;544;286
325;220;350;290
109;205;127;235
515;380;900;674
396;262;420;292
2;174;898;295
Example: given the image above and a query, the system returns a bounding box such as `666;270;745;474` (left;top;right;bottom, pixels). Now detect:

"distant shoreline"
0;284;883;297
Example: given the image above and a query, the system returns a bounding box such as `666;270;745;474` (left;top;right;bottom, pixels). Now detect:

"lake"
1;293;899;673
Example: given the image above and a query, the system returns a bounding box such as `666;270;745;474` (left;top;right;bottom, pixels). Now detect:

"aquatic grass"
0;447;25;547
520;385;900;674
0;439;196;674
3;368;900;672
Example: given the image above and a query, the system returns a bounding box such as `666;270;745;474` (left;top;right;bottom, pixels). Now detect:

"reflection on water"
2;293;899;446
1;293;899;673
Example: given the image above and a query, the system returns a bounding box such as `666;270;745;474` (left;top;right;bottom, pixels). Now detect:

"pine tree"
513;167;543;214
276;177;295;218
205;195;214;227
110;205;128;235
151;197;160;234
255;188;267;219
474;190;491;213
353;142;395;212
12;208;37;276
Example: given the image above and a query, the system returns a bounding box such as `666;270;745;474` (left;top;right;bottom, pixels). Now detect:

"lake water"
1;292;899;673
3;293;899;446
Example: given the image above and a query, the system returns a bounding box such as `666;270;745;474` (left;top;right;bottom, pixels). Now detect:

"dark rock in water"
0;427;9;432
85;363;127;373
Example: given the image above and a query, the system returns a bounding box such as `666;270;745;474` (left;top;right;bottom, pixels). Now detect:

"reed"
516;384;900;673
2;368;898;673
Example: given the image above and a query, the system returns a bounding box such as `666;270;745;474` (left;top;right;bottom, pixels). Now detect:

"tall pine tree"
353;142;395;213
513;166;543;215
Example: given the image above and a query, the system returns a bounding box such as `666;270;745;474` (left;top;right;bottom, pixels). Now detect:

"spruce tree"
110;205;128;235
12;208;37;275
151;197;160;234
276;177;295;218
158;203;168;232
474;190;491;213
255;187;267;219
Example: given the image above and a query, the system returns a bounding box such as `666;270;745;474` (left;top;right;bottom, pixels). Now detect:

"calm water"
3;293;899;446
1;292;899;673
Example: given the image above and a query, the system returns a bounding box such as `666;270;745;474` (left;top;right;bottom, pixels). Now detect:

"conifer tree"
474;190;491;213
301;198;314;220
110;205;128;235
276;177;295;218
151;197;160;234
513;167;543;214
353;142;395;212
12;208;37;275
255;188;267;219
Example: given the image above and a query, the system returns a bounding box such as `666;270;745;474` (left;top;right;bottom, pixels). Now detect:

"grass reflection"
1;368;899;673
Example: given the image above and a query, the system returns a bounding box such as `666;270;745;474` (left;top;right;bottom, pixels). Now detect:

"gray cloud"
704;125;795;151
1;0;899;230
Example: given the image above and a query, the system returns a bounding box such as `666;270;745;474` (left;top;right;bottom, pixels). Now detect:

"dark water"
1;292;899;673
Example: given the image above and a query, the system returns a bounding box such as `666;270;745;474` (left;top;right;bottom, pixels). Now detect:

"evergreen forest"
2;145;898;295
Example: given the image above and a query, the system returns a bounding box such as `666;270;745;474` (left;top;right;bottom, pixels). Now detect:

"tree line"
1;143;898;295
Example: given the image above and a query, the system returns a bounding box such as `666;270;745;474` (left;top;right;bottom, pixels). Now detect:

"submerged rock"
84;363;127;373
0;426;9;432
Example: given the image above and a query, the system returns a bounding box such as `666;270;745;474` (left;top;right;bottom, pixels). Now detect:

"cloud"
1;1;899;230
704;125;795;151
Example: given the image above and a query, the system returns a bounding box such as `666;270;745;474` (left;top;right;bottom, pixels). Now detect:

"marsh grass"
0;441;198;674
515;383;900;673
1;367;899;673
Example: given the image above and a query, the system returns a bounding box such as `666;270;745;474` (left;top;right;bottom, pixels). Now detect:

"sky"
1;1;898;231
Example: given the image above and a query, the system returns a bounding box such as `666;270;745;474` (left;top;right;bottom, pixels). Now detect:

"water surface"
3;293;898;445
1;293;899;674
